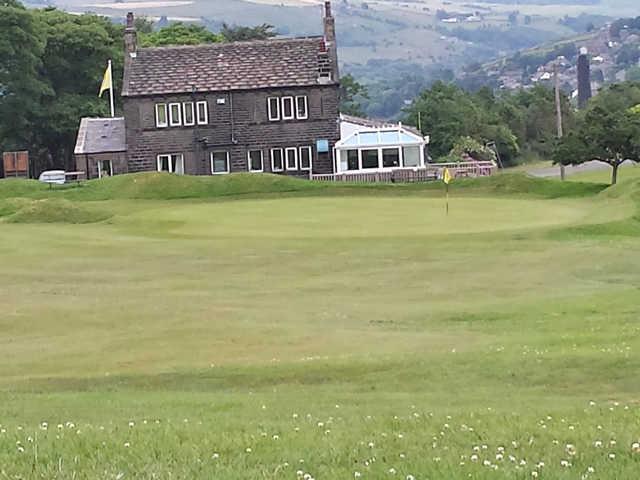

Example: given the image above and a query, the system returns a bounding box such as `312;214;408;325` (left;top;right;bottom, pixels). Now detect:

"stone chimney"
124;12;137;60
323;1;339;82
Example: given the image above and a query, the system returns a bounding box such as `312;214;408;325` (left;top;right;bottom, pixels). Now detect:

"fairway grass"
0;173;639;479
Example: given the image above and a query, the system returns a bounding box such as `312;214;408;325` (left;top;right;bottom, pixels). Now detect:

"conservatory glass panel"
402;146;420;167
361;149;379;169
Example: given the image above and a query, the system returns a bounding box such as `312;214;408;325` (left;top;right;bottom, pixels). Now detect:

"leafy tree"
627;66;640;82
448;136;497;163
220;23;276;42
134;16;155;35
339;74;369;117
553;82;640;184
404;82;519;164
30;9;122;171
0;1;47;153
140;23;222;47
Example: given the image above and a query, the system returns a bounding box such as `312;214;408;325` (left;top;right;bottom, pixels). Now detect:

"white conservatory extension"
334;116;429;174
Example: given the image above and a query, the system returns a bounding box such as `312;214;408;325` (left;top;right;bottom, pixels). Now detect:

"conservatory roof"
336;126;426;149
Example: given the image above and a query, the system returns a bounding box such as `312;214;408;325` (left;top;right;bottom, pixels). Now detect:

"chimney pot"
325;1;332;18
126;12;135;29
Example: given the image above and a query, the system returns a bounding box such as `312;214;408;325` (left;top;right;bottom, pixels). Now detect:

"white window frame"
285;147;298;171
97;159;113;178
155;103;168;128
248;149;264;173
210;151;230;175
169;103;182;127
196;101;208;125
299;146;312;171
267;97;280;121
270;148;284;172
183;102;195;126
156;153;184;174
295;96;308;120
281;96;295;120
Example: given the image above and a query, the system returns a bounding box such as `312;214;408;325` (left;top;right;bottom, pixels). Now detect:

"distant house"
75;2;340;177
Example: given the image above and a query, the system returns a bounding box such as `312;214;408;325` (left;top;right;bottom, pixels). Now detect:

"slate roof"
122;37;334;97
74;117;126;155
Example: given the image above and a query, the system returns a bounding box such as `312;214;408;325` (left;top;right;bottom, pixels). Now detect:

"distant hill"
461;16;640;96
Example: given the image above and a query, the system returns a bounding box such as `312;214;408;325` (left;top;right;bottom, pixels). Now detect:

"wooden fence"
311;161;497;183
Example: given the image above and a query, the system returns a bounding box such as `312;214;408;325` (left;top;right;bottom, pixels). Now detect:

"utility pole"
554;61;565;181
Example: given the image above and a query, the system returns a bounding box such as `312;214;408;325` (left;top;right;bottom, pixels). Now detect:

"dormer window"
155;104;168;128
169;103;182;126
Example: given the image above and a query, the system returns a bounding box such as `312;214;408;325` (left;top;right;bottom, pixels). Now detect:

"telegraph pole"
554;61;565;181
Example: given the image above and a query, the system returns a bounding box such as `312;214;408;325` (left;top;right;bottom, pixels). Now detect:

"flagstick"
446;182;449;216
108;59;115;118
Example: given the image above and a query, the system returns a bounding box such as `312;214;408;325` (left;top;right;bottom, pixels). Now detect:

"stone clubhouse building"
75;3;341;178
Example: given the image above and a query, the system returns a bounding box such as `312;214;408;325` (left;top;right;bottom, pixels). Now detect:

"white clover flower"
17;446;24;453
560;460;569;467
587;467;595;473
317;422;324;428
303;474;312;480
531;471;538;478
608;453;616;460
632;442;640;453
566;444;577;456
594;440;603;448
470;454;478;462
483;460;491;466
473;446;480;452
509;455;516;462
124;442;130;448
368;442;375;448
245;447;252;453
496;454;504;461
609;440;616;446
388;467;396;474
520;459;527;466
399;453;406;459
354;472;361;478
406;475;415;480
212;453;219;459
128;421;135;427
536;461;544;468
272;435;279;440
296;470;304;477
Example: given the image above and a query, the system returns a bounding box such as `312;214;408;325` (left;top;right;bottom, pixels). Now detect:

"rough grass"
0;173;639;479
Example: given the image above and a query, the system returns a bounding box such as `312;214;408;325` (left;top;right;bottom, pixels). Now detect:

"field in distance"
0;172;639;479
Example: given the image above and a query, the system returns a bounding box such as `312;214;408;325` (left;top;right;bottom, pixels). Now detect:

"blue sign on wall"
316;139;329;153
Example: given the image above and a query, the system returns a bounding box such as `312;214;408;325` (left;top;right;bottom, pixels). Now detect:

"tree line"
399;79;640;183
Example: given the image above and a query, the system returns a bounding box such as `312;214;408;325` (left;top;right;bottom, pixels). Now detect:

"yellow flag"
443;167;452;185
99;61;112;97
